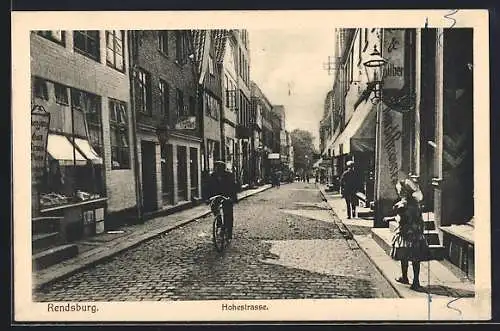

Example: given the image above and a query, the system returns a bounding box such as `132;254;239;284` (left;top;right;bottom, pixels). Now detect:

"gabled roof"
189;30;207;76
213;29;229;63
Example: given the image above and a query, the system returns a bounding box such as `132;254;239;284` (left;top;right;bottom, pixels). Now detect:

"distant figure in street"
206;161;238;239
340;160;360;219
384;177;429;291
306;173;310;183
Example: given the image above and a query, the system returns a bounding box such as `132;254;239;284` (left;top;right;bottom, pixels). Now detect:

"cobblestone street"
34;182;397;301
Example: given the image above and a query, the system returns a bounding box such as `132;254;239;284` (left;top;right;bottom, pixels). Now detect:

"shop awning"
74;138;103;164
350;104;376;153
47;134;87;166
333;102;376;155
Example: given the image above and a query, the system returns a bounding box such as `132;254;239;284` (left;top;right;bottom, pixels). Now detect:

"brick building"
128;30;202;215
31;30;136;237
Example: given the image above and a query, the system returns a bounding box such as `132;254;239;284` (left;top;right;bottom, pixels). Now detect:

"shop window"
158;30;168;56
34;77;48;100
73;31;100;62
106;30;124;72
38;89;105;211
37;30;65;46
136;68;152;115
159;79;169;119
54;83;69;105
109;99;130;170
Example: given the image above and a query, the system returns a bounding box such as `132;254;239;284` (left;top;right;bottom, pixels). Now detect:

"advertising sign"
268;153;280;160
175;116;197;130
382;29;405;91
377;106;403;216
31;105;50;186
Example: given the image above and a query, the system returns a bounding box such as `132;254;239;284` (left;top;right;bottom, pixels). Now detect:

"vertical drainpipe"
128;30;143;223
374;28;384;228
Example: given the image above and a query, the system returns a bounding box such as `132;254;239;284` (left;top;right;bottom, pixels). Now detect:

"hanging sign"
382;29;405;91
31;105;50;186
382;29;415;113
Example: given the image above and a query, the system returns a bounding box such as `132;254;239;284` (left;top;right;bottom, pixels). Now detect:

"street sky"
248;29;336;150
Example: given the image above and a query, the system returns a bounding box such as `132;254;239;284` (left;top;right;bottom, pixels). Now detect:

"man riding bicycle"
205;160;238;239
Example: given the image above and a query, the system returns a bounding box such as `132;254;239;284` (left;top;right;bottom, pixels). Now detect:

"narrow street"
34;182;397;301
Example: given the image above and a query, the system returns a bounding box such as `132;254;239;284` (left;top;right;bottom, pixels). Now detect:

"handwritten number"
425;17;429;29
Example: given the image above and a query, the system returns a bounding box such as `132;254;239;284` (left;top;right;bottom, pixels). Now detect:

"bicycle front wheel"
212;214;226;252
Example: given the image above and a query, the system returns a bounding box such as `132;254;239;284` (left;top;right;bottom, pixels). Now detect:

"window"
176;89;184;117
136;69;152;115
209;55;215;75
109;100;130;169
158;31;168;55
34;77;48;100
225;75;230;107
54;83;69;105
106;30;124;71
189;96;196;116
205;92;220;120
175;31;186;64
159;80;169;118
71;88;102;150
37;30;65;45
73;31;100;61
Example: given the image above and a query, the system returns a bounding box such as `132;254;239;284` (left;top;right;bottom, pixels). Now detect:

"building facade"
31;30;136;238
250;80;273;183
129;30;202;215
221;31;239;174
326;28;475;280
233;30;252;188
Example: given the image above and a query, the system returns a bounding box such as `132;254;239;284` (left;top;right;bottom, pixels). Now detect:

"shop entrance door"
141;141;157;212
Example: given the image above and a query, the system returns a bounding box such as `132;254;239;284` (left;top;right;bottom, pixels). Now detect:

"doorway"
141;140;157;212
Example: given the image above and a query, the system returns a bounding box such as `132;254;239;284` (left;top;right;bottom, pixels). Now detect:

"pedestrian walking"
384;177;429;291
339;160;360;219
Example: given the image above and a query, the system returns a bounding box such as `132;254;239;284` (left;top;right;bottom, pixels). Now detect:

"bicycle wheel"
212;214;226;252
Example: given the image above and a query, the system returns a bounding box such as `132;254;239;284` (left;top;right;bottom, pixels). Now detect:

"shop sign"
268;153;280;160
377;106;403;212
382;29;405;91
31;105;50;186
175;116;197;130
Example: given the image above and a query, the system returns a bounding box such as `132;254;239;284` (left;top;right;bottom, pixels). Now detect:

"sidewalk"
317;185;475;301
33;184;272;290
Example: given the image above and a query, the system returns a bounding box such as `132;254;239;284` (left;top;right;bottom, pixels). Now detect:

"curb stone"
317;186;404;298
34;185;272;290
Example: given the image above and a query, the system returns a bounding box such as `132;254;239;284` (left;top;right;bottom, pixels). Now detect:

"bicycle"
208;194;232;252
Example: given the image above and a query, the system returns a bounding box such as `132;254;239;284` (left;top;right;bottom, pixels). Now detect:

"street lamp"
363;45;387;104
363;43;387;227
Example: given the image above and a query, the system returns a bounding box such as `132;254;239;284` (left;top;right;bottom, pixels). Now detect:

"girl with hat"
384;176;429;291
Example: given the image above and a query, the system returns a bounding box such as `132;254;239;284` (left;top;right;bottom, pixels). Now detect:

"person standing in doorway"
340;160;359;219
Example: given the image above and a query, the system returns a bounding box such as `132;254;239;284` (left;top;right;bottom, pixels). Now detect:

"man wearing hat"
340;160;361;219
206;161;238;239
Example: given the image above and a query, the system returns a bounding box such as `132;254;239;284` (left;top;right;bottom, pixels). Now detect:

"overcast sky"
248;29;336;149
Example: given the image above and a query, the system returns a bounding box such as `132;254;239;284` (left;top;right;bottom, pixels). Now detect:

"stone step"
423;219;435;231
32;244;79;271
32;217;62;234
389;220;436;232
424;230;441;246
32;232;60;253
371;227;445;260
